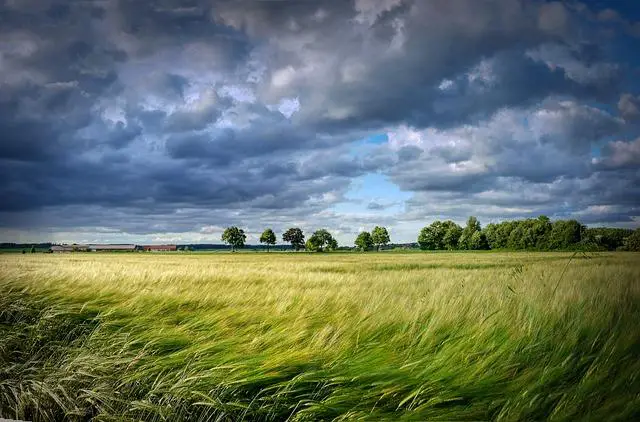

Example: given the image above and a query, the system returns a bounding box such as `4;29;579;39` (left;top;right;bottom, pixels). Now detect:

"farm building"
51;244;89;252
141;245;177;252
89;244;136;252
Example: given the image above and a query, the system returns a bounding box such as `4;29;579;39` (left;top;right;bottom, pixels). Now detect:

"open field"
1;252;639;421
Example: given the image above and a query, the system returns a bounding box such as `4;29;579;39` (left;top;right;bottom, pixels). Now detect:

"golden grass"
1;252;639;421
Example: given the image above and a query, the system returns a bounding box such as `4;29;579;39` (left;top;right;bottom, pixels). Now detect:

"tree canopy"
283;227;305;251
208;217;633;254
371;226;390;251
306;229;338;252
458;216;482;250
414;216;634;252
259;228;277;251
583;228;633;251
442;222;463;250
624;228;640;251
469;231;489;250
221;226;246;252
418;220;461;250
354;231;373;251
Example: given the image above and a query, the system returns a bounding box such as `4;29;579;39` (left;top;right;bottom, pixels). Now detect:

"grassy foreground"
1;252;639;421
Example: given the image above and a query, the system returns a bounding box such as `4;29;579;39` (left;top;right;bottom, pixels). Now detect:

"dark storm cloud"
164;101;377;166
101;121;143;149
384;96;640;227
0;83;94;161
164;105;224;133
595;138;640;170
430;51;621;128
164;122;321;164
387;100;624;192
249;0;594;129
0;0;639;241
619;94;640;121
402;169;640;225
396;146;423;162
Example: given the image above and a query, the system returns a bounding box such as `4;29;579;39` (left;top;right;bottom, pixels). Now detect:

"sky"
1;0;640;245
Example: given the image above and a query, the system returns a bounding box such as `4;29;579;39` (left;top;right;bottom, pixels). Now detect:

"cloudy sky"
1;0;640;245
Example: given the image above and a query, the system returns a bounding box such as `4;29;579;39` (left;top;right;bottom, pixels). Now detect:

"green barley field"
1;252;639;421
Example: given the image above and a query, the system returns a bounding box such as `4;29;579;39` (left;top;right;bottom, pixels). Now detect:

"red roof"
142;245;177;250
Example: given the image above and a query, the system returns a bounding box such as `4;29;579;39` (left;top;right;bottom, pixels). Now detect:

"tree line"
221;226;390;252
220;217;640;252
417;216;640;252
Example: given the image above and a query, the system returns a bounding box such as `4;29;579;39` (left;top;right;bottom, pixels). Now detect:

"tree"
533;216;552;249
470;231;489;250
283;227;305;251
259;228;277;252
328;237;338;251
418;223;440;250
30;246;36;253
355;231;373;251
483;223;498;249
442;221;463;250
418;220;460;250
584;227;632;251
623;228;640;251
371;226;390;251
306;229;337;252
221;226;246;252
507;223;525;249
521;223;537;250
305;238;316;252
489;221;516;249
459;216;481;250
548;220;582;250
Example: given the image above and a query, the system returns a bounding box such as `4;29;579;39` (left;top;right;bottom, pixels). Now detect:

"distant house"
89;244;136;252
142;245;177;252
51;244;89;252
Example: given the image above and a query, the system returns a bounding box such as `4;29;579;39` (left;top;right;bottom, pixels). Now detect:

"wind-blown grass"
1;252;639;421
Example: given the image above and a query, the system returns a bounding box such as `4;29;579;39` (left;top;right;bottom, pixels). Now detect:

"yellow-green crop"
1;252;639;421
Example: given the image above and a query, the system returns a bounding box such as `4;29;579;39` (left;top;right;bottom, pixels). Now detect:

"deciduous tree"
283;227;305;251
418;223;440;250
259;228;277;252
222;226;246;252
623;228;640;251
584;227;633;250
442;221;463;250
371;226;390;251
470;231;489;250
548;220;582;250
306;229;337;252
355;231;373;251
459;216;481;250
